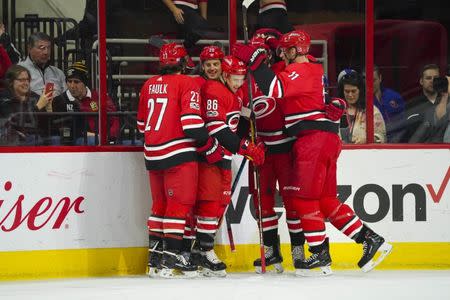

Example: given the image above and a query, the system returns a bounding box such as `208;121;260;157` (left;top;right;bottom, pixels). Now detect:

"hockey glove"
325;97;347;121
265;36;279;51
197;137;224;164
237;138;265;166
232;43;267;71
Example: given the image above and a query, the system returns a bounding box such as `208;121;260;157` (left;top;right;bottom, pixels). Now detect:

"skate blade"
159;268;198;279
361;242;393;273
255;263;284;274
295;266;333;277
148;267;160;278
199;268;227;277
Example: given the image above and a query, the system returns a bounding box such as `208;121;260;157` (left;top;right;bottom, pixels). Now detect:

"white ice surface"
1;271;449;300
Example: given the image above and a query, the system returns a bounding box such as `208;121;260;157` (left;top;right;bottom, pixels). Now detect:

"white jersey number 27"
145;97;168;131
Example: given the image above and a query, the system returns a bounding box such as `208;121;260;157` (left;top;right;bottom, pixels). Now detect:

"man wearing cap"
52;61;119;145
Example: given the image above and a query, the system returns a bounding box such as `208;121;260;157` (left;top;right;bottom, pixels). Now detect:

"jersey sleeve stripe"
182;123;205;130
264;137;296;145
137;120;145;133
285;110;324;121
268;77;283;98
181;114;203;121
144;138;195;151
257;130;284;136
208;124;228;135
144;147;197;160
206;121;224;126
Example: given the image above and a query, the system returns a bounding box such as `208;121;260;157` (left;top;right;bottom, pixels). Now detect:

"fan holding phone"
43;82;54;112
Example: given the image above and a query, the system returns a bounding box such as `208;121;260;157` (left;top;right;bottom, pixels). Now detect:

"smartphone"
44;82;54;95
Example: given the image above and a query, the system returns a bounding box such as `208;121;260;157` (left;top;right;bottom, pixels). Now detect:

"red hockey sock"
292;198;326;247
320;197;363;239
284;197;305;246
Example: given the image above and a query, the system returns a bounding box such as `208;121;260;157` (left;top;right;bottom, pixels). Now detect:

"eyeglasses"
15;77;31;83
33;45;51;51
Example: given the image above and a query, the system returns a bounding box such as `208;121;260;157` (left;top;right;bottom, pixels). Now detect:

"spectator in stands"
257;0;294;34
18;32;66;97
408;75;450;143
373;65;406;142
408;64;440;111
0;22;21;64
403;64;441;142
432;82;450;143
52;61;119;145
0;65;53;145
443;102;450;142
161;0;212;54
338;71;386;144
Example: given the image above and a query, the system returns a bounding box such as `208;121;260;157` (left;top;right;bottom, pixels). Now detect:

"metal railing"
89;38;328;109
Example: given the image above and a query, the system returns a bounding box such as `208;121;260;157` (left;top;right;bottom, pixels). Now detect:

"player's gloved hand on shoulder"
232;43;267;71
237;138;265;166
265;36;279;51
325;97;347;121
197;137;224;164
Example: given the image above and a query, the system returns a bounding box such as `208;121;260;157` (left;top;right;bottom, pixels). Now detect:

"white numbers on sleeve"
206;99;218;111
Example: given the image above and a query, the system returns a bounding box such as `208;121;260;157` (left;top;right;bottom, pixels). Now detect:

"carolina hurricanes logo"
253;95;277;119
227;113;240;132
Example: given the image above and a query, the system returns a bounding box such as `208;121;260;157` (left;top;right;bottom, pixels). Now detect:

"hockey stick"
242;0;257;10
242;0;266;274
224;158;248;252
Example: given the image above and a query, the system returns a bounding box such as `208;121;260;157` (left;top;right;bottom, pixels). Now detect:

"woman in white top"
338;71;386;144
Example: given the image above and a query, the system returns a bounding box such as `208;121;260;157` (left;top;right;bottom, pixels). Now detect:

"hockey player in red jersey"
137;42;224;278
178;44;225;259
199;45;224;81
239;35;306;274
193;56;266;277
233;30;392;276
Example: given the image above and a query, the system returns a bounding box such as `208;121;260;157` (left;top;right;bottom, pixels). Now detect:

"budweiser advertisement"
0;152;150;251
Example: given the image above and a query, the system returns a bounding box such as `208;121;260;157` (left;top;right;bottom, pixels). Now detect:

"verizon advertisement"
0;150;448;253
219;149;450;244
0;152;151;251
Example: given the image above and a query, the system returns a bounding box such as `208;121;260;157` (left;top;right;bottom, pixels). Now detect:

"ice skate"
358;227;393;272
147;241;162;278
254;244;284;274
159;251;198;279
197;249;227;277
295;239;332;277
291;244;305;267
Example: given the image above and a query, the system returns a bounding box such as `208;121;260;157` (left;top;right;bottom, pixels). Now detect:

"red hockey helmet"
200;45;224;62
250;36;271;52
221;56;247;76
159;43;188;66
278;30;311;55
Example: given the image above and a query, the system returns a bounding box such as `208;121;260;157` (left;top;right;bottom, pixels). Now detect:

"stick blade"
148;35;168;49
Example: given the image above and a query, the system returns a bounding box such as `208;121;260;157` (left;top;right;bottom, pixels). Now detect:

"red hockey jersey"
239;74;295;154
137;74;205;170
201;80;242;169
266;61;339;137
